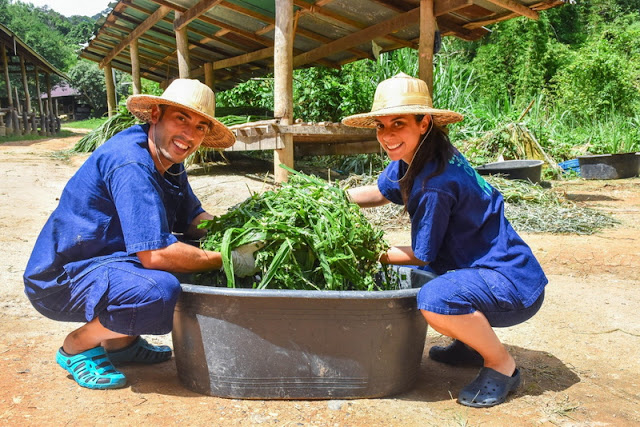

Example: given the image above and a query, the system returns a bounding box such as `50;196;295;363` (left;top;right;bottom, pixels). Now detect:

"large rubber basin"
475;159;544;183
578;153;639;179
172;267;435;399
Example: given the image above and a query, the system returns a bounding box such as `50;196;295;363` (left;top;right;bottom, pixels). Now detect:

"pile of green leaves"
196;167;391;291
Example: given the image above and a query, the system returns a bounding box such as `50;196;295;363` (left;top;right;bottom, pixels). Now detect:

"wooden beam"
19;56;31;113
274;0;294;183
174;0;223;31
100;5;171;68
104;63;117;117
293;7;419;68
483;0;539;20
213;47;273;70
1;45;13;107
419;0;435;104
175;11;191;78
435;0;474;15
130;39;142;94
204;62;214;90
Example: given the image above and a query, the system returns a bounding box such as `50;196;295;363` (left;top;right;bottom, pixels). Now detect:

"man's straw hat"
342;72;463;128
126;79;236;149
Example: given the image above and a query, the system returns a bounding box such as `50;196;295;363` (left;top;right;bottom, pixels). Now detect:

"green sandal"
56;346;127;390
107;337;172;365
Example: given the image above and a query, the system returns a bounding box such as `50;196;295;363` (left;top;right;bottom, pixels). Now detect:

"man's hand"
230;242;265;277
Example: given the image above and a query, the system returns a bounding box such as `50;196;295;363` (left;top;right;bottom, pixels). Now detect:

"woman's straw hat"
342;72;463;128
126;79;236;149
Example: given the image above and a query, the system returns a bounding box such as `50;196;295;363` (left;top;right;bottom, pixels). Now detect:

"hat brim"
126;95;236;149
342;105;463;128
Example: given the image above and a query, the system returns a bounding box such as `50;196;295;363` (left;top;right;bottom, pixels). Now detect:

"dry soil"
0;133;638;426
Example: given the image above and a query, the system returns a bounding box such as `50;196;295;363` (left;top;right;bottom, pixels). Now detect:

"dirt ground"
0;133;638;426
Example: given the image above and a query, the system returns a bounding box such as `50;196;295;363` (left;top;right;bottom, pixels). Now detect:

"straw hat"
341;72;463;128
126;79;236;149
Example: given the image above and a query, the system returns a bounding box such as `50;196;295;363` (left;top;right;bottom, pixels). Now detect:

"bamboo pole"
175;12;191;79
130;39;142;94
419;0;435;105
273;0;294;183
104;62;117;117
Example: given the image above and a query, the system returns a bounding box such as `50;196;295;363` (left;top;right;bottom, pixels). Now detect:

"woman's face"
374;114;431;164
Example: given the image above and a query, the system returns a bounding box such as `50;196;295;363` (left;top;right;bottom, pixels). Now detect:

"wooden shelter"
0;23;69;137
80;0;568;181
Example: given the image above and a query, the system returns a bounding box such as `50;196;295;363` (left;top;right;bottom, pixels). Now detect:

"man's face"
149;105;211;166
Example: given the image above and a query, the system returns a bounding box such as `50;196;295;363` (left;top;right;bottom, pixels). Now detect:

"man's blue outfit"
24;124;204;336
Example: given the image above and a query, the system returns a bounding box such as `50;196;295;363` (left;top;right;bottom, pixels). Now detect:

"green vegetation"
196;167;391;290
63;117;108;130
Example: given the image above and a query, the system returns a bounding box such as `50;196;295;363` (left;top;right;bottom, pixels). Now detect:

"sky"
21;0;112;17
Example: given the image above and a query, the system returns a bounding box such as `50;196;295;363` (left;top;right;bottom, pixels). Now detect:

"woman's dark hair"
399;115;455;207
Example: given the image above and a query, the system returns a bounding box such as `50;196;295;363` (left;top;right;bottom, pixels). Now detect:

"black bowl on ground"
577;153;639;180
475;159;544;183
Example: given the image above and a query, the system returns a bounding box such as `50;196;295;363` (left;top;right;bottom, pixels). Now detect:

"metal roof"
80;0;567;90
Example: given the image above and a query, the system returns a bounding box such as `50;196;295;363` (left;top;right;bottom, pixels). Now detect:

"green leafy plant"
196;166;391;291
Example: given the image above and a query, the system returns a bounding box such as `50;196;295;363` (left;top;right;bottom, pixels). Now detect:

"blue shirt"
24;124;205;299
378;150;547;307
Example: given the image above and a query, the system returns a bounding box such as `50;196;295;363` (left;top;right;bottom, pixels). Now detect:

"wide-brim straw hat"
342;72;463;128
126;78;236;149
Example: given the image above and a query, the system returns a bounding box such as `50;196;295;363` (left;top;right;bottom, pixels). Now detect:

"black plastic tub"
475;159;544;183
172;267;435;399
578;153;639;180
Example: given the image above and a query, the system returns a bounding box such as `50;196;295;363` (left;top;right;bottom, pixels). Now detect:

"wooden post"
273;0;294;183
19;55;31;114
34;67;45;135
46;73;54;134
130;39;142;95
104;62;117;117
419;0;435;105
204;62;214;90
175;12;191;78
1;45;14;134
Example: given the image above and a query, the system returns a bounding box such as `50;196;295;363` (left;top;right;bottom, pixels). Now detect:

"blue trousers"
28;260;181;336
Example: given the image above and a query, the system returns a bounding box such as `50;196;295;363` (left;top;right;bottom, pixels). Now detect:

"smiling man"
23;79;260;390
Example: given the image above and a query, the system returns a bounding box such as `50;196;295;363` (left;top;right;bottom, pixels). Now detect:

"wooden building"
0;22;69;137
80;0;569;181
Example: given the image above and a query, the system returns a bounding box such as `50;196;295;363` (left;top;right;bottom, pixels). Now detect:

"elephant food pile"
196;169;393;291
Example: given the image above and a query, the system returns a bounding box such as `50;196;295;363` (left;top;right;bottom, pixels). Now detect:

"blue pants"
29;260;181;336
417;268;544;327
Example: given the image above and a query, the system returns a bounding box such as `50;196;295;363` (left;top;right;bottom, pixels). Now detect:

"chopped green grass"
196;166;392;291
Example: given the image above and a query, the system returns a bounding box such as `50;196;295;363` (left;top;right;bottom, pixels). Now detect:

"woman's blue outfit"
23;124;204;336
378;149;547;326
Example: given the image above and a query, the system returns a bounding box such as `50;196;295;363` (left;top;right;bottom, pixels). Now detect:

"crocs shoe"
457;367;521;408
429;339;484;367
107;337;172;366
56;346;127;390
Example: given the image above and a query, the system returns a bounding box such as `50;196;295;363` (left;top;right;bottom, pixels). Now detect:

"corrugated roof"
80;0;568;90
